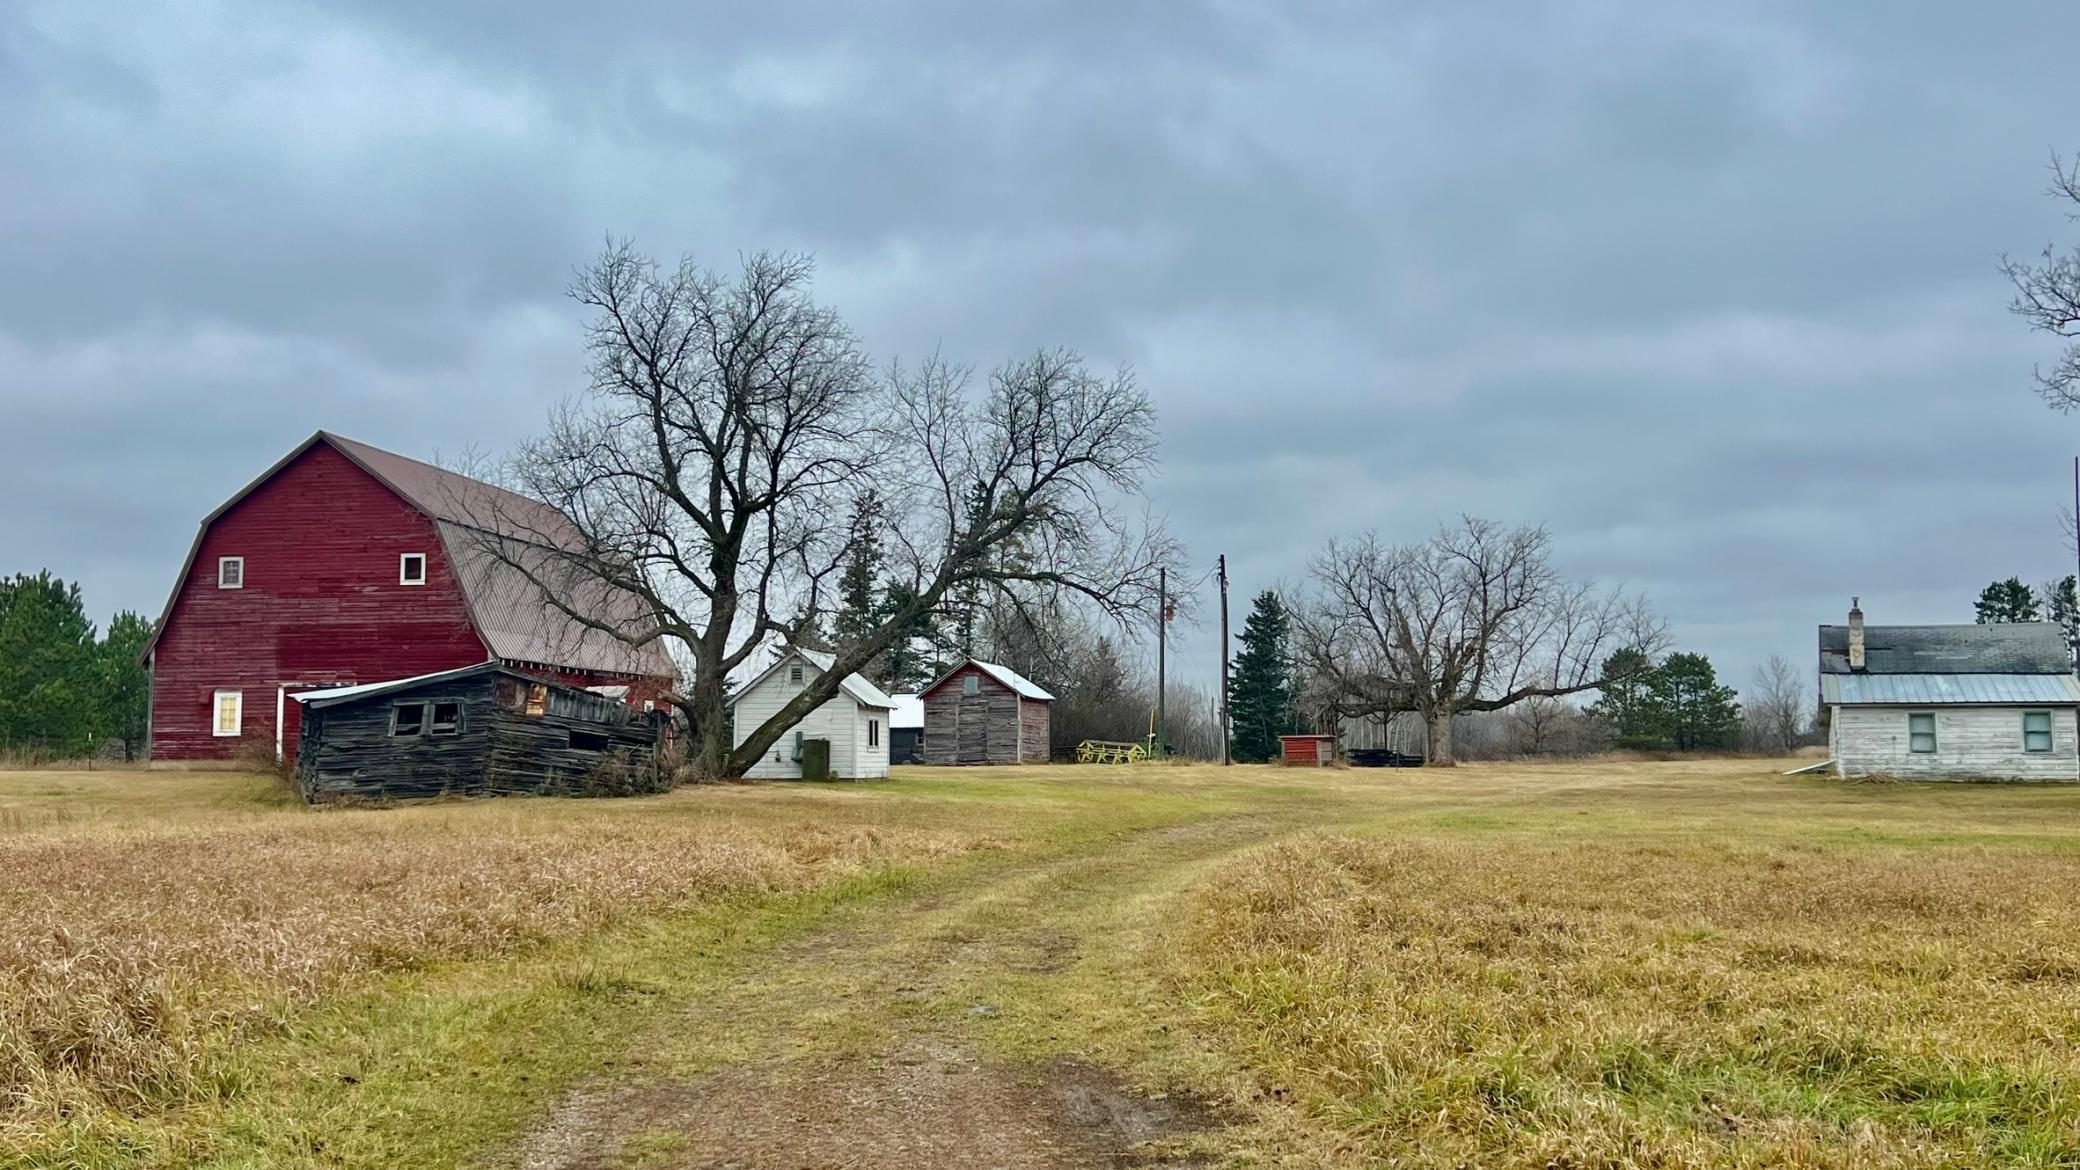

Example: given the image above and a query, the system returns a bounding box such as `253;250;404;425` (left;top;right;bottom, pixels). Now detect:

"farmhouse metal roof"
1821;672;2080;705
920;659;1056;702
1817;622;2072;675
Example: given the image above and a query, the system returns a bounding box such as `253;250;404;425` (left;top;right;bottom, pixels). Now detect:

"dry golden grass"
1184;831;2080;1168
0;772;980;1148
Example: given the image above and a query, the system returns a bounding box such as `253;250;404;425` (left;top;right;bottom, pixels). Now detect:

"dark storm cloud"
4;0;2079;697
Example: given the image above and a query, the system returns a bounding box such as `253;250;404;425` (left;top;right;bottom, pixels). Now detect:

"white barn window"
2024;711;2054;753
217;557;244;589
212;690;243;736
789;661;804;684
399;553;427;585
1908;712;1937;754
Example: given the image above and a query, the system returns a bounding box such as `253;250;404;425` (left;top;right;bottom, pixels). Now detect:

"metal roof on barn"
143;430;677;681
1821;672;2080;706
1817;622;2072;675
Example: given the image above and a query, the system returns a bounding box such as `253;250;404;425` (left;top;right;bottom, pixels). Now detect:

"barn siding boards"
296;666;658;801
729;650;890;779
150;442;489;763
1017;693;1049;763
919;660;1055;765
145;433;676;766
1830;705;2080;781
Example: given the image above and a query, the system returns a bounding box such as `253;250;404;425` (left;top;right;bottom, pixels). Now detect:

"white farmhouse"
730;648;894;780
1820;599;2080;781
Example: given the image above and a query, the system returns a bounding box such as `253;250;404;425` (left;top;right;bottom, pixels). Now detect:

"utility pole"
1218;554;1231;765
1156;566;1167;758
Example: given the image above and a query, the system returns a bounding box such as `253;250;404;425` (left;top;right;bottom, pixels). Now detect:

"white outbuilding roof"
889;693;925;729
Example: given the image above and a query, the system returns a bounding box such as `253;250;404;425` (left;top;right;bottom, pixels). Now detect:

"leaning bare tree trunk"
1425;708;1455;767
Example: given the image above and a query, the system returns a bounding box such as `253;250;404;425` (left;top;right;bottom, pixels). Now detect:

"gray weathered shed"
919;659;1054;765
293;662;660;801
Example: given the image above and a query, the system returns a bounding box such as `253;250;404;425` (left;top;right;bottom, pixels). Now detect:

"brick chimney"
1848;597;1865;671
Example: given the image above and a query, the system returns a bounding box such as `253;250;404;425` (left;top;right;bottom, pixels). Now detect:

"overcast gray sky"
5;1;2079;696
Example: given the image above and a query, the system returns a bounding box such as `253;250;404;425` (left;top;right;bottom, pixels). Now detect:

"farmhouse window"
792;730;805;762
1908;712;1937;753
212;690;242;736
963;673;980;695
869;718;879;747
789;661;804;684
525;683;547;716
430;701;462;735
2024;711;2054;753
217;557;243;589
399;553;427;586
390;702;427;737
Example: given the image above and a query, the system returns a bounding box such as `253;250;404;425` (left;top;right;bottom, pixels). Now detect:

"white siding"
730;652;889;779
1832;704;2080;781
855;706;890;779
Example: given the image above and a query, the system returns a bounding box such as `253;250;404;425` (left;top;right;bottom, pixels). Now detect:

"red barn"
142;431;677;767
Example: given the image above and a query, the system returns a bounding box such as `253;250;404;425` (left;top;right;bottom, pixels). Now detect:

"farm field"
7;761;2080;1168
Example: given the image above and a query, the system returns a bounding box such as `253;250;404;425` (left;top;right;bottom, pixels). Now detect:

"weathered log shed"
919;659;1054;765
293;662;660;801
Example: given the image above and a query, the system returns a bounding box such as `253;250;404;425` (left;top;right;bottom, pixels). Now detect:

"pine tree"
1652;652;1742;751
1228;590;1298;763
1588;647;1660;749
832;490;886;648
877;581;940;692
0;572;100;755
1975;577;2041;623
97;611;153;761
941;482;992;662
2042;575;2080;666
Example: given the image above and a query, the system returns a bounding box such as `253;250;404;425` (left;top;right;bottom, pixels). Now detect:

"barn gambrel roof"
142;431;677;681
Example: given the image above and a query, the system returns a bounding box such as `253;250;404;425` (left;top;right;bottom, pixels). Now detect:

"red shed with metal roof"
142;431;677;766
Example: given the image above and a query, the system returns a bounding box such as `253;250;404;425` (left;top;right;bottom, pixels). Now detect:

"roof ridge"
322;430;551;510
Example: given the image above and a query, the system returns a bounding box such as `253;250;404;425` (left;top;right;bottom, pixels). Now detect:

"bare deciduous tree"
2003;152;2080;409
1503;691;1569;756
489;244;1174;778
1742;653;1809;756
1295;517;1664;765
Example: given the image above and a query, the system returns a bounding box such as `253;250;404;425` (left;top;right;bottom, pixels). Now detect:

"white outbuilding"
1821;599;2080;781
730;648;894;779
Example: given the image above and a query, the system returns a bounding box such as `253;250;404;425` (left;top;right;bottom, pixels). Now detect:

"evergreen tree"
1651;652;1742;751
942;482;992;662
97;611;153;761
1588;647;1660;749
832;490;886;648
877;581;940;692
1228;590;1297;763
1975;577;2041;623
0;572;100;755
2043;575;2080;666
